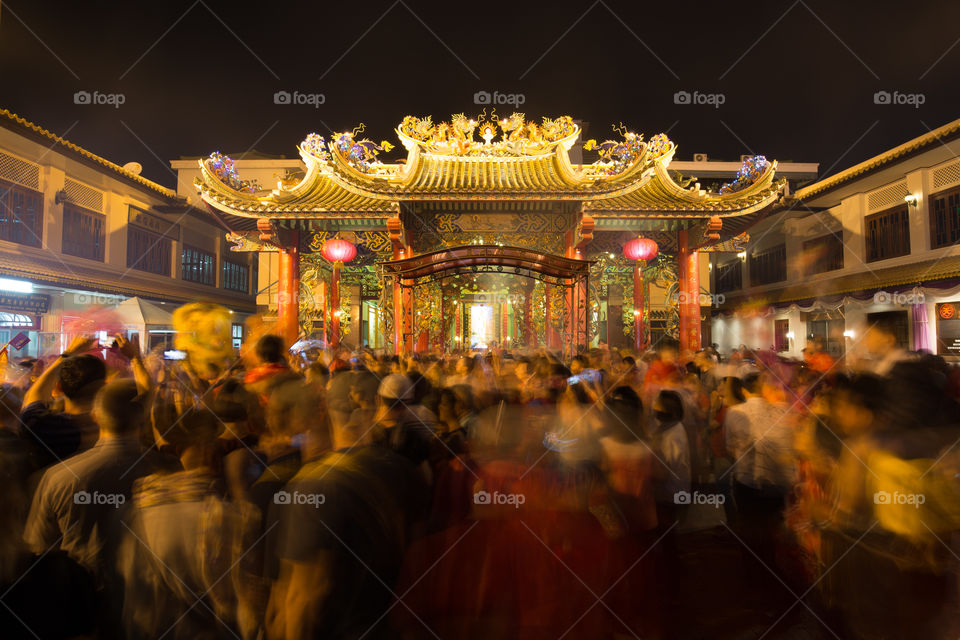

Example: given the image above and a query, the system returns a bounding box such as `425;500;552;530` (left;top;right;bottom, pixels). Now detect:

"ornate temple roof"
196;113;785;220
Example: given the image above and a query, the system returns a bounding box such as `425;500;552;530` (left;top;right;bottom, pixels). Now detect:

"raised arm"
22;336;98;408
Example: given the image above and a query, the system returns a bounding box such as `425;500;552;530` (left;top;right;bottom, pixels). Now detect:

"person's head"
163;408;223;468
865;317;899;357
456;356;474;376
653;389;684;425
58;354;107;406
350;371;381;410
378;373;413;409
450;384;475;418
621;355;637;371
406;371;432;406
722;376;746;405
831;374;885;436
606;386;643;442
92;379;144;436
741;372;763;398
570;355;589;375
658;338;679;364
255;334;286;365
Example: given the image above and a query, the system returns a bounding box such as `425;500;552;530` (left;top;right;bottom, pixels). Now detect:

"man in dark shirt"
20;336;104;467
266;443;428;639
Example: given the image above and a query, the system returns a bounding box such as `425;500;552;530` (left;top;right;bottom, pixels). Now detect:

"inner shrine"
195;112;783;355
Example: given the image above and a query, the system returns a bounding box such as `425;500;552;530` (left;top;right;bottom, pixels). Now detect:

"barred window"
222;260;249;292
803;233;844;274
866;206;910;261
127;226;171;275
0;178;42;247
931;187;960;249
715;260;742;294
62;204;105;261
181;245;216;286
749;244;787;285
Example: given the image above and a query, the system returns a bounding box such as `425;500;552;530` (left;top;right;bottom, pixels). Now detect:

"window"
181;245;216;285
774;319;790;352
127;226;171;275
222;260;249;292
232;323;243;349
865;206;910;261
866;310;909;349
0;178;42;247
931;187;960;249
62;204;105;261
803;233;844;274
715;260;742;294
749;244;787;285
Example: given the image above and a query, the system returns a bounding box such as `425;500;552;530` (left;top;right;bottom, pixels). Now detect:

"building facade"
711;118;960;361
0;109;256;359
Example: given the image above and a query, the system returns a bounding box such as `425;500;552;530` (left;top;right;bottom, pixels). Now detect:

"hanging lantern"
623;237;658;262
321;238;357;263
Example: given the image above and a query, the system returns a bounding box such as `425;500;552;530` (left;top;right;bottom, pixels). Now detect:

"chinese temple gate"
195;113;784;355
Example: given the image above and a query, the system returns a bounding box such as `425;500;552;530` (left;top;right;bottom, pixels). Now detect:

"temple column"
330;261;341;351
277;234;300;348
388;216;406;356
319;279;328;346
402;243;415;355
524;282;535;348
633;260;645;352
677;229;701;352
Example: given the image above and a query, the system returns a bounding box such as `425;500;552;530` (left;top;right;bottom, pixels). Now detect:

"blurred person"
406;371;439;435
266;424;428;640
24;379;157;637
20;336;105;466
860;315;912;376
0;439;97;639
724;372;790;580
643;338;682;399
373;374;436;480
326;358;354;427
120;409;248;639
651;389;691;521
804;338;836;375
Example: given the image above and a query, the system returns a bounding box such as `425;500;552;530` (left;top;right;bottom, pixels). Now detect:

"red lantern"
623;237;658;262
321;238;357;263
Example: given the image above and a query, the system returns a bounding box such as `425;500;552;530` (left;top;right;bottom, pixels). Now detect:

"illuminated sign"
0;292;50;314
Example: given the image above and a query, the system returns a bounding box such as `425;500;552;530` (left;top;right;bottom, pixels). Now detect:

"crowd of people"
2;307;960;639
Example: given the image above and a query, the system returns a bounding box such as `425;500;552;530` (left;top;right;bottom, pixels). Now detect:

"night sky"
0;0;956;186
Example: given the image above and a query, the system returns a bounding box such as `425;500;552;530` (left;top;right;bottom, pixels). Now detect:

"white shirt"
656;421;691;501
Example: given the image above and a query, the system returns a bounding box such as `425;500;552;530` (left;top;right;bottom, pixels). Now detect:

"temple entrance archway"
381;245;592;355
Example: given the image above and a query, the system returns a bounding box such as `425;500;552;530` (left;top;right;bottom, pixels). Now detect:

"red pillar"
633;260;645;352
319;279;328;346
330;261;341;351
278;238;299;347
677;229;701;352
402;245;414;354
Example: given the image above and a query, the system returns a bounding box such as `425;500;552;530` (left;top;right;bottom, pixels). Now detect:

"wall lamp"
904;194;919;207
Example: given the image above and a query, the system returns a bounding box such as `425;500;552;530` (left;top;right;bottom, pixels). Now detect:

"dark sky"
1;0;957;187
